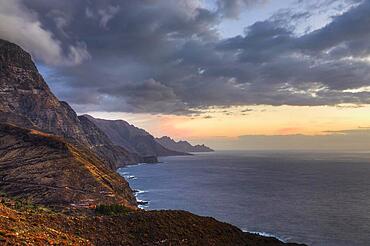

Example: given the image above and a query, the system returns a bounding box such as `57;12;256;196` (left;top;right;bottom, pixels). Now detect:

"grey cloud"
99;79;192;114
2;0;370;115
98;5;120;28
0;0;90;65
216;0;267;18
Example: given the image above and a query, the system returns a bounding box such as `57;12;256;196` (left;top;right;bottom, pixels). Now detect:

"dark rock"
137;200;149;205
142;156;158;163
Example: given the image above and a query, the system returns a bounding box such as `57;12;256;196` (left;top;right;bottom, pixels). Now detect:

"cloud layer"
0;0;369;114
195;127;370;150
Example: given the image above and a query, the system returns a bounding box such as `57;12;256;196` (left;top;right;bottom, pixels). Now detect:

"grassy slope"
0;195;303;246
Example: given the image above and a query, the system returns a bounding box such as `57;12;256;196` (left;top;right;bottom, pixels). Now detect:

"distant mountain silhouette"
85;115;189;160
156;136;214;152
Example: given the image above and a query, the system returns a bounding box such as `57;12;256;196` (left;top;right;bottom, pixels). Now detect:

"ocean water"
118;151;370;246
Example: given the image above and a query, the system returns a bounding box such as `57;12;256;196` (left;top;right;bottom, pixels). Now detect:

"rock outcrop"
156;136;214;153
0;39;139;169
86;115;188;159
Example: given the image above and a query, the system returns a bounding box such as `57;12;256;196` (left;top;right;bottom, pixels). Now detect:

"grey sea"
118;151;370;246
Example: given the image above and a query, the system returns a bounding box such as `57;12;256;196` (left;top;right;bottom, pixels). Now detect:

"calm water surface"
119;151;370;246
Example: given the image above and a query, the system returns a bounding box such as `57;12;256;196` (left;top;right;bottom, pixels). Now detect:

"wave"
122;175;136;180
127;163;146;168
133;189;148;198
242;230;286;242
137;198;149;203
134;189;147;194
137;198;150;210
138;204;149;209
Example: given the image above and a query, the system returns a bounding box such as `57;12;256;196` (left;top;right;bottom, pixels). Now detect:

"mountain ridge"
85;115;190;159
156;136;214;153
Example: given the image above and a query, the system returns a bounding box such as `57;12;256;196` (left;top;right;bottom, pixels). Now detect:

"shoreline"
243;230;288;244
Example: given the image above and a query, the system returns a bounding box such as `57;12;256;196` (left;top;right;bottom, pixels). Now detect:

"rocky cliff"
86;115;188;158
0;39;139;169
156;136;214;153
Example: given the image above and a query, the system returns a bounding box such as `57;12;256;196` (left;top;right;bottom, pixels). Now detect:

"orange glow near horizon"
87;104;370;141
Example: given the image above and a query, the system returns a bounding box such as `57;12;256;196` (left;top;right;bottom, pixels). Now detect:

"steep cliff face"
86;115;188;158
0;39;139;168
78;115;141;167
156;136;214;153
0;123;137;209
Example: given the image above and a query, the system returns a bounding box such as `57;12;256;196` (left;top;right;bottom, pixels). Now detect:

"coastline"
118;162;305;245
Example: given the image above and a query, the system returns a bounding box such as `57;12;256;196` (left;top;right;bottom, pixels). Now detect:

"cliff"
0;39;139;169
156;136;214;153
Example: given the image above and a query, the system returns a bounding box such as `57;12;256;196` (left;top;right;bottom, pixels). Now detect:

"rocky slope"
0;39;139;168
0;195;305;246
156;136;214;153
86;115;188;159
0;123;137;209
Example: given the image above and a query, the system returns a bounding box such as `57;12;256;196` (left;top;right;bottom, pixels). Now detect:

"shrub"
95;204;130;216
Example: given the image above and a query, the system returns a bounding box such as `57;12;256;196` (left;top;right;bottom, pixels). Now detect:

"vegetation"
95;204;130;216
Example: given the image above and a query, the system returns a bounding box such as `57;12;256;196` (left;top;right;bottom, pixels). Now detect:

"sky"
0;0;370;150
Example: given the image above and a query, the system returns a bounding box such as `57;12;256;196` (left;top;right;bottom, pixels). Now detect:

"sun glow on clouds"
88;104;370;141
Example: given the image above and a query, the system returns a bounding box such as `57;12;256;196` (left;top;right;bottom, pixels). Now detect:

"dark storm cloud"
0;0;369;114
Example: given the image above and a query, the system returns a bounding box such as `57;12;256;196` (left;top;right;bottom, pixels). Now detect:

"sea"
118;150;370;246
